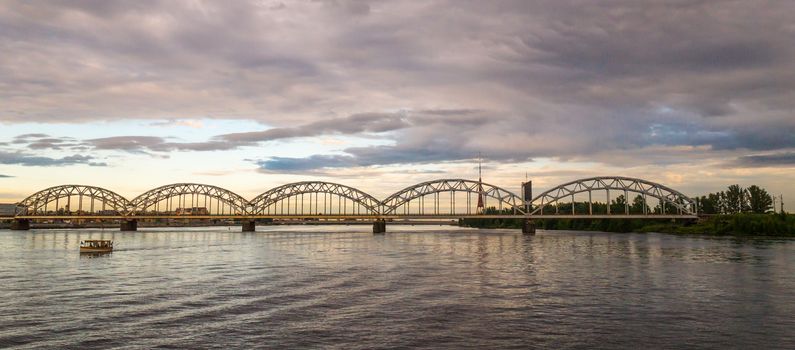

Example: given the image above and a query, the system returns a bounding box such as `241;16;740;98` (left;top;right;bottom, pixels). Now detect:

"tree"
653;200;678;214
611;194;627;214
747;185;773;214
725;185;749;214
718;191;727;213
630;194;650;214
699;193;720;214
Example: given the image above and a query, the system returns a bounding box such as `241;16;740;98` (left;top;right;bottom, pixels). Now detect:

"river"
1;226;793;349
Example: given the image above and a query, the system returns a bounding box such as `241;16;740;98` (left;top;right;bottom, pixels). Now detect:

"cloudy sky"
1;0;793;208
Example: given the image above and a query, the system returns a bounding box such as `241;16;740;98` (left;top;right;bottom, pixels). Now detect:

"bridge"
2;176;697;234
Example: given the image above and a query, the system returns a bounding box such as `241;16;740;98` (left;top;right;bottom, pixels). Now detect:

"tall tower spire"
478;152;482;182
477;153;484;213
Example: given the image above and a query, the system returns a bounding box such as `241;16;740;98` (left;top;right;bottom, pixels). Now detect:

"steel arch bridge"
249;181;382;215
6;175;698;232
129;183;249;216
380;179;525;215
529;176;696;216
18;185;131;216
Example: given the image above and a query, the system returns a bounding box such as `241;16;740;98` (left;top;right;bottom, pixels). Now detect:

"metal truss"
18;185;131;215
128;183;249;215
380;179;525;215
15;177;696;218
249;181;382;214
529;176;696;215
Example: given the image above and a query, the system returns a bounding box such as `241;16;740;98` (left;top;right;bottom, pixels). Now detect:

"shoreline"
461;213;795;237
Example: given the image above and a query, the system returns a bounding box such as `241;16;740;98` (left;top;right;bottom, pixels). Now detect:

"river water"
1;226;793;349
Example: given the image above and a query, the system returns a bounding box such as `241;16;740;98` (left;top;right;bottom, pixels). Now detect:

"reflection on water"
1;226;794;349
79;252;113;259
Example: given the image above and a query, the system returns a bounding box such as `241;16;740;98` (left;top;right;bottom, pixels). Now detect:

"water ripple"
0;228;793;349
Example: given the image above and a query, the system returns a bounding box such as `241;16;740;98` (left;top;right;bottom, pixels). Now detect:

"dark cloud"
733;152;795;168
218;112;411;143
258;139;526;172
710;128;795;151
87;136;165;153
86;136;236;153
64;109;480;155
528;16;783;77
8;134;85;150
12;133;51;144
0;151;107;167
344;144;484;166
218;109;488;145
1;1;794;170
640;121;795;151
0;174;12;178
28;138;82;150
258;155;355;172
14;133;49;139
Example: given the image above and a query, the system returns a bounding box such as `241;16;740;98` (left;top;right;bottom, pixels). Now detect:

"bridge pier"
373;219;386;234
242;220;256;232
11;219;30;230
120;219;137;231
522;219;536;235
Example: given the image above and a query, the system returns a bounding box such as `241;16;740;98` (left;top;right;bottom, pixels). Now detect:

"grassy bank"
460;213;795;237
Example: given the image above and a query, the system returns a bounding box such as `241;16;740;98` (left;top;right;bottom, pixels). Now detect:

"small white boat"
80;240;113;253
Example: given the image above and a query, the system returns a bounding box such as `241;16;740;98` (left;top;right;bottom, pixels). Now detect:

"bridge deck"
7;214;697;220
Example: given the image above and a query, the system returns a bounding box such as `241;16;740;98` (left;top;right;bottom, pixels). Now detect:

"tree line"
491;183;778;216
535;194;679;215
696;184;776;214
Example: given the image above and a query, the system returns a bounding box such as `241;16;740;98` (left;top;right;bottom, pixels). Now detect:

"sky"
0;0;793;209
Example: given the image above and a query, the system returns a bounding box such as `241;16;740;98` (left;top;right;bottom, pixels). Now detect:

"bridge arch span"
381;179;525;215
18;185;131;216
129;183;249;215
530;176;695;215
249;181;382;215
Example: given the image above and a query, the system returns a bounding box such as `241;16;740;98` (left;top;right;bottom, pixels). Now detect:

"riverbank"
460;213;795;236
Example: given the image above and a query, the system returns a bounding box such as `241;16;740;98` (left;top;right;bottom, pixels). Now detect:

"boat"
80;240;113;253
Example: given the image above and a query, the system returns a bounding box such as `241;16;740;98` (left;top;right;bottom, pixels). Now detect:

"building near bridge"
97;210;121;216
175;207;210;215
0;204;26;217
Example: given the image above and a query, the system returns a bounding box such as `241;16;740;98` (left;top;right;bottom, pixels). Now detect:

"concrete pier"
11;219;30;230
373;219;386;234
120;219;138;231
522;219;536;235
242;220;256;232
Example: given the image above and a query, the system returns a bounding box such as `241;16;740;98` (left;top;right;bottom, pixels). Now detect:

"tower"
522;176;532;214
477;153;484;213
781;194;785;214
